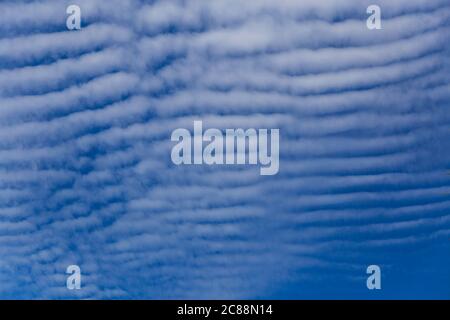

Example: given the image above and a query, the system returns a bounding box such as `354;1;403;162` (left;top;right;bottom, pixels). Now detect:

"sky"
0;0;449;299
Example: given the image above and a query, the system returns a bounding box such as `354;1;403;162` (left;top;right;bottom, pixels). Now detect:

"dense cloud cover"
0;0;449;299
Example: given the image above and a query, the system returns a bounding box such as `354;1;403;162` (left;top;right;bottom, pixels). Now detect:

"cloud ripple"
0;0;449;299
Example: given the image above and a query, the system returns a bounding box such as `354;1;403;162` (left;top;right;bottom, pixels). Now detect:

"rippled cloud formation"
0;0;449;299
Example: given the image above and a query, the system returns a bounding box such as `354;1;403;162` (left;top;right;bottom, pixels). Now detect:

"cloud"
0;0;449;299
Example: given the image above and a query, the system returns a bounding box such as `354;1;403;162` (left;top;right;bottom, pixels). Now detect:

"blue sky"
0;0;449;299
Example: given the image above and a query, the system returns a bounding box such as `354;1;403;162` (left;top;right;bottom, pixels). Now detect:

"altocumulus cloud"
0;0;449;299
